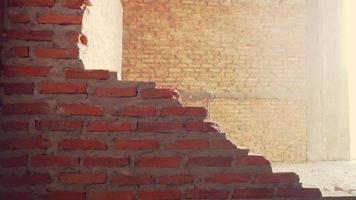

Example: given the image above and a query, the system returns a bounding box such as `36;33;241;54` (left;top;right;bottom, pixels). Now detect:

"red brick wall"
122;0;307;162
1;0;87;72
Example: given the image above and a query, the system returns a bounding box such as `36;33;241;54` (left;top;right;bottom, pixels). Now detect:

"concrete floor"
272;161;356;197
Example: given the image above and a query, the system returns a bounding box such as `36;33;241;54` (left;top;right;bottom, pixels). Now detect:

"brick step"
0;138;248;155
2;68;155;88
1;119;223;133
1;80;159;96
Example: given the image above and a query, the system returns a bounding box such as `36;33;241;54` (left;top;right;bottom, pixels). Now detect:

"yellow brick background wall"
122;0;307;162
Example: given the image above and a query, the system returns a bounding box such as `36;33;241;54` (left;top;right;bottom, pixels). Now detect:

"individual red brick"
40;192;85;200
0;192;31;200
35;48;79;59
65;69;110;80
114;106;156;117
58;139;106;150
83;157;129;167
63;0;91;9
59;104;103;116
9;13;31;23
185;121;220;132
206;173;251;184
112;175;154;186
31;155;79;167
35;120;83;131
0;173;51;187
188;156;232;167
88;191;134;200
141;89;178;99
8;0;55;7
0;138;48;150
159;174;194;185
234;155;271;166
232;188;275;199
0;155;27;168
186;188;230;199
2;103;49;114
65;32;87;45
87;122;133;132
38;14;82;25
5;30;53;41
277;188;322;198
115;139;160;150
1;121;28;131
4;83;35;94
254;172;299;184
135;157;182;168
39;82;86;94
167;139;208;150
58;173;106;184
160;107;207;117
211;139;237;149
10;46;29;57
137;121;184;133
94;87;137;97
137;190;181;200
3;65;50;77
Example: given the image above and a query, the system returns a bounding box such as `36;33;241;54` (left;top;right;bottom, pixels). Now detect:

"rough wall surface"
0;0;322;199
122;0;307;162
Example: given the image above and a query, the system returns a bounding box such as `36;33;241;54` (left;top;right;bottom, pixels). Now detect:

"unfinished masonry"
0;0;322;199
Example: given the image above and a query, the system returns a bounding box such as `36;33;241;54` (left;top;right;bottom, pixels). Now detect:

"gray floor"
272;161;356;197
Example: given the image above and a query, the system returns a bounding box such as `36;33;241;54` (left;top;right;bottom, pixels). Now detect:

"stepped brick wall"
0;0;322;199
121;0;307;162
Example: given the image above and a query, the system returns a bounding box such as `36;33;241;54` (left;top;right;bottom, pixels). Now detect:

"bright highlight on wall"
343;0;356;160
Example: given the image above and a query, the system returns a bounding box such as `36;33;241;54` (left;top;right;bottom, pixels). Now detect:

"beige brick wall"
209;99;306;162
122;0;307;162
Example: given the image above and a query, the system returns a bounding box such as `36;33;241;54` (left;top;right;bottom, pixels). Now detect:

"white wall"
80;0;123;79
343;0;356;160
306;0;350;161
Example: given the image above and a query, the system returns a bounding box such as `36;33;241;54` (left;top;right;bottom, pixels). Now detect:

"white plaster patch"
80;0;123;79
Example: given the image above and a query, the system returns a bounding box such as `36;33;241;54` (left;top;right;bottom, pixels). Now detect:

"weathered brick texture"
0;0;321;199
122;0;307;162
